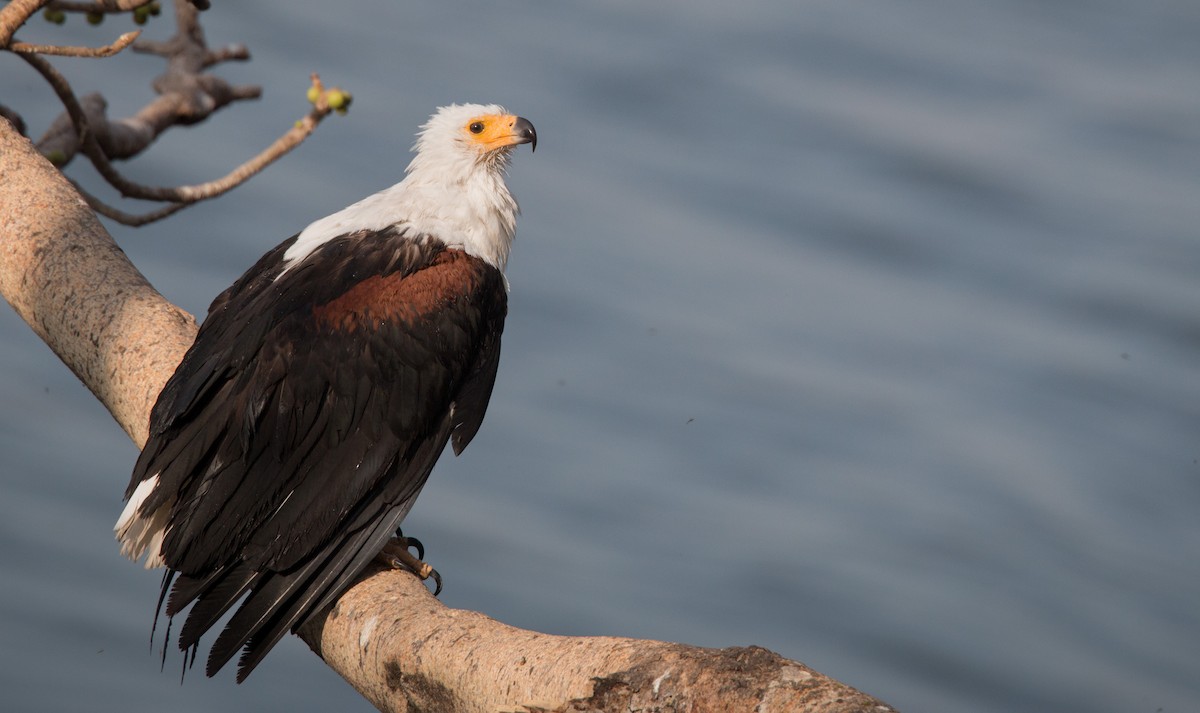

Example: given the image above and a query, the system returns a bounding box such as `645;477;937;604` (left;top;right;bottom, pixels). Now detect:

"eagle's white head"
284;103;536;272
408;103;537;180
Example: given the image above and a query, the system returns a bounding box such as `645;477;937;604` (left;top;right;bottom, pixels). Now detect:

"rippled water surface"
2;1;1198;711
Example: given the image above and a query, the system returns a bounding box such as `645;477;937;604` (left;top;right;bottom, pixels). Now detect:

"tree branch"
71;178;190;226
0;0;50;48
22;48;341;221
299;569;896;712
0;116;195;445
7;0;338;227
0;121;896;712
25;0;260;170
9;29;141;58
0;1;153;48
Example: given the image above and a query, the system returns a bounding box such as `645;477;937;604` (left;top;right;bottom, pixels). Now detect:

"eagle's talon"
378;536;442;595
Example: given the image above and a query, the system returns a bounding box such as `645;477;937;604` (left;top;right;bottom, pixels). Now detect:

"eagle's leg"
377;529;443;596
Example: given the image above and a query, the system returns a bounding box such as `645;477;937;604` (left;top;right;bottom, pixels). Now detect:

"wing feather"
123;229;507;678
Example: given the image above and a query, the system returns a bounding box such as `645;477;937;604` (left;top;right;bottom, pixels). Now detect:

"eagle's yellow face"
463;114;538;154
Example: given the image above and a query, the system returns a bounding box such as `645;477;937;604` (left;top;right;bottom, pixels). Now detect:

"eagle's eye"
469;121;485;134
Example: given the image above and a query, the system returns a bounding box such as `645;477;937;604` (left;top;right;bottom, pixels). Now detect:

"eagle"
114;103;536;681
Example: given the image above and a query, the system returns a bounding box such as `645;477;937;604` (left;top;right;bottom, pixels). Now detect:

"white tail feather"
114;474;170;569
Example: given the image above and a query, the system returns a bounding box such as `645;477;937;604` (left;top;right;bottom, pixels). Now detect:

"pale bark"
0;116;196;445
0;119;896;713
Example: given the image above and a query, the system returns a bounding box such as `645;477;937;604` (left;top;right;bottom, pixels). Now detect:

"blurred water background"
2;1;1198;711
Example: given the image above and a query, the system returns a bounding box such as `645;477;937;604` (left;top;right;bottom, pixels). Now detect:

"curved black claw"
392;528;425;560
406;536;425;561
428;567;443;597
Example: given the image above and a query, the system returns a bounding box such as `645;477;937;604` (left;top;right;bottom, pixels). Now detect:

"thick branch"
0;121;895;712
0;117;194;445
300;569;894;712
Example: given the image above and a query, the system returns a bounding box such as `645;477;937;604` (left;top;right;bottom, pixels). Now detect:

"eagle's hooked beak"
512;117;537;153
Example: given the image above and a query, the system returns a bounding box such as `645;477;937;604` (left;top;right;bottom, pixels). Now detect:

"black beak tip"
515;117;537;153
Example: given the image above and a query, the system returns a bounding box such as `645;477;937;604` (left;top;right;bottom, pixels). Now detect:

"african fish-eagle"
114;103;536;681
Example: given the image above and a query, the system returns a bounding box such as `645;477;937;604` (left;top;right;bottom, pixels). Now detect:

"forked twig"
7;0;346;226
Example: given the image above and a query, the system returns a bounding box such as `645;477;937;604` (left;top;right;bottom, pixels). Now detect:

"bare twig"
201;43;249;67
130;2;198;58
66;100;337;225
9;29;140;58
71;180;189;226
163;103;338;202
27;51;340;209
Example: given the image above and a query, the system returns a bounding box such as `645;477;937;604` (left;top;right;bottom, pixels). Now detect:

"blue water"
2;1;1198;711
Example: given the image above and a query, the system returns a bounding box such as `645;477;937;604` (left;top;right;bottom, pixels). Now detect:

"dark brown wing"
126;228;506;680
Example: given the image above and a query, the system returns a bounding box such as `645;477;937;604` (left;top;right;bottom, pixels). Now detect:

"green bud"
326;90;351;111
